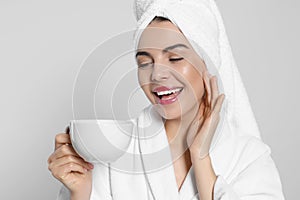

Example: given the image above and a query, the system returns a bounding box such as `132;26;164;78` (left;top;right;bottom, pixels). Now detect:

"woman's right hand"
47;128;94;199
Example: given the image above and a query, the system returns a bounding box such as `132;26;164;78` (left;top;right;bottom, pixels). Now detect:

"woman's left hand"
186;70;225;160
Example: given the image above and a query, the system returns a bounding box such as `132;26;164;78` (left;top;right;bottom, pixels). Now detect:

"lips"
152;86;183;105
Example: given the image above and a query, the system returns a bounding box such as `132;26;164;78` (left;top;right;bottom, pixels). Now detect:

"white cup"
69;119;134;163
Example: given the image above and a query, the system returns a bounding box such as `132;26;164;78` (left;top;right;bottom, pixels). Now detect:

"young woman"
48;0;285;199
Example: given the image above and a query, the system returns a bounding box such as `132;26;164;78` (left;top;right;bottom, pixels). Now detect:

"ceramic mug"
69;119;134;163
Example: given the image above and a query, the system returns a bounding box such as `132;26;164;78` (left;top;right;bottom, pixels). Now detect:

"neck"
164;104;199;159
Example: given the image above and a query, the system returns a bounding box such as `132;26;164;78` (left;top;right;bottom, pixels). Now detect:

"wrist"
70;186;92;200
70;191;91;200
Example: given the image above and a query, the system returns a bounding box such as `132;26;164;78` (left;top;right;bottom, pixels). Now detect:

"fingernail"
88;163;94;169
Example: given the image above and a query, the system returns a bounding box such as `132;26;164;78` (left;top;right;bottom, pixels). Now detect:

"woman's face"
136;19;207;120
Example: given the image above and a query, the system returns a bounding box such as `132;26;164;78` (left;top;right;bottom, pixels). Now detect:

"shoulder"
211;136;284;198
211;134;272;179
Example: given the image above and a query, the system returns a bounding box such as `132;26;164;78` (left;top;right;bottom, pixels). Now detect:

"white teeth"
156;88;182;96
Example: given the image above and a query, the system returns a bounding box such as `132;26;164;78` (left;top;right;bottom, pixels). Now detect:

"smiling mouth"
151;87;183;105
153;87;183;99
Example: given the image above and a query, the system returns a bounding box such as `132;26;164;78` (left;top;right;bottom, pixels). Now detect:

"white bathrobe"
56;0;285;199
57;105;285;200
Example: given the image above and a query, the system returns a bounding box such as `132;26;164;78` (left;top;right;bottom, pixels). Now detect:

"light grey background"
0;0;298;199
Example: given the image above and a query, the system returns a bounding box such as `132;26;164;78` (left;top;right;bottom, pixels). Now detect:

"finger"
199;100;206;118
51;162;88;182
48;143;77;164
49;143;79;163
62;162;88;174
49;154;93;171
55;133;71;150
202;71;211;106
210;76;219;108
212;94;225;115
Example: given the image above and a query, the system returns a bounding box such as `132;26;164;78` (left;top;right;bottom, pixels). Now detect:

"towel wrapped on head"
133;0;262;140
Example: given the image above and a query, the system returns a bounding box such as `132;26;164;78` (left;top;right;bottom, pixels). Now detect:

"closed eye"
138;62;153;68
169;57;184;62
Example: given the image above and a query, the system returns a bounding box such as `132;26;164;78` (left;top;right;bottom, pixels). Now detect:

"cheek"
138;68;151;86
141;85;155;104
138;70;155;102
180;65;205;99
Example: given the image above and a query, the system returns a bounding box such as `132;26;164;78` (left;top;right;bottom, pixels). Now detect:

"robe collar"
136;105;198;199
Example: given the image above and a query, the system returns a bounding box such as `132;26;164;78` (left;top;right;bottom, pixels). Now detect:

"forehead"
137;21;191;50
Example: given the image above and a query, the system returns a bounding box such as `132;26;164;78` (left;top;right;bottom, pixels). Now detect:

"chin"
152;102;183;120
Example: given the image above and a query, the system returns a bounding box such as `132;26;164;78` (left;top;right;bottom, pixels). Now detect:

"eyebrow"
135;51;151;58
135;43;189;58
162;43;189;53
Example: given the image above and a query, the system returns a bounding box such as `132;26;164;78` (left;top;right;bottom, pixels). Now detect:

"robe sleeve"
213;150;285;200
55;163;113;200
56;185;70;200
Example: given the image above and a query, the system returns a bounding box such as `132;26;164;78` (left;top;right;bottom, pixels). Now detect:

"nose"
151;63;170;82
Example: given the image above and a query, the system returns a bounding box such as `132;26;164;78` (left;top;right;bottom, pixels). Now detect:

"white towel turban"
133;0;262;139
